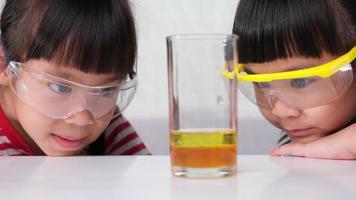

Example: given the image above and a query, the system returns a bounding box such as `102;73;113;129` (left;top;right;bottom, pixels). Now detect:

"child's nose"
64;109;94;126
269;97;301;118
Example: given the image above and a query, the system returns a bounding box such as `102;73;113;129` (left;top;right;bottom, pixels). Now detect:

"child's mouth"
286;128;313;137
52;134;85;149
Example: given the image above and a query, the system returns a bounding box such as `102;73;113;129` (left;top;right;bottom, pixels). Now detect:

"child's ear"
0;48;6;65
0;47;9;85
0;68;10;85
0;41;7;70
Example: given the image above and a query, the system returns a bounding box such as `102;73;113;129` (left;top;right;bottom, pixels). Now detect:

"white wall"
127;0;281;155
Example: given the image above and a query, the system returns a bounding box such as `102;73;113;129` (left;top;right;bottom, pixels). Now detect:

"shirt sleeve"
103;114;150;155
277;132;291;146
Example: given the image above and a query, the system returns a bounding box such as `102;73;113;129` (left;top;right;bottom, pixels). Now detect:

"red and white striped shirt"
102;114;150;155
0;106;149;156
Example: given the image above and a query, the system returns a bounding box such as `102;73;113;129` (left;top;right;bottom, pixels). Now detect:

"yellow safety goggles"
235;46;356;82
222;46;355;109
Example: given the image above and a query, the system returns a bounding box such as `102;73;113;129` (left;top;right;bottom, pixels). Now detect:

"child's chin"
289;135;320;144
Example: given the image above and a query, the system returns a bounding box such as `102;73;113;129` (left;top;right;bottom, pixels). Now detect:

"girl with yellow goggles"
231;0;356;160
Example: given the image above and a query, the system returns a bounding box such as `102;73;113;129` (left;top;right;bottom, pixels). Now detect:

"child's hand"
269;124;356;160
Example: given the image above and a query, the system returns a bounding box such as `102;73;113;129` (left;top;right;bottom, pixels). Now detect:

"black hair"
1;0;137;76
233;0;355;63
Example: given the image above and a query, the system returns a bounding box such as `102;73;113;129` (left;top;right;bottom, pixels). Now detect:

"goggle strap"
220;63;236;79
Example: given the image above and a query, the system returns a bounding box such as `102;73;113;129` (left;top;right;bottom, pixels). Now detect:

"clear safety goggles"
222;46;355;109
7;61;137;121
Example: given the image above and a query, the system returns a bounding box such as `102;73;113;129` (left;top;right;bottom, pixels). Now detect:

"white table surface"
0;155;355;200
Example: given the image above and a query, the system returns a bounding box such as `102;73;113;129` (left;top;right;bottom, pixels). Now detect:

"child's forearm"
344;123;356;157
270;123;356;160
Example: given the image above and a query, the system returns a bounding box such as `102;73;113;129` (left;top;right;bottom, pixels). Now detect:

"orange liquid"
170;129;237;168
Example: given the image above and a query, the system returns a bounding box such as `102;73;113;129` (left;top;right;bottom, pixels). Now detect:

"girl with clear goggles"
7;61;137;121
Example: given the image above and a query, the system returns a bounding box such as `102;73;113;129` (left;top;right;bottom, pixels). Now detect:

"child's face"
2;59;122;155
244;54;356;144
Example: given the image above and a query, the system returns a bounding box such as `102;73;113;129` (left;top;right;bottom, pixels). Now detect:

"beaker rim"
166;33;238;41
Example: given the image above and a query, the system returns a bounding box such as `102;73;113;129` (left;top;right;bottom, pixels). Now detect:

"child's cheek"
258;107;282;128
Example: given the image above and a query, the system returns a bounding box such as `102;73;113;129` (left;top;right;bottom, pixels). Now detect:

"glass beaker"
167;34;238;178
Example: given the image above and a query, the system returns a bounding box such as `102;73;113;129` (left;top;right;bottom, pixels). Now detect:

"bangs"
24;0;136;75
233;0;355;63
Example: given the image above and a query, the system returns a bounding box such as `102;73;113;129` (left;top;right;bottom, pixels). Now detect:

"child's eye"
98;86;119;98
291;78;316;89
101;90;118;98
48;82;72;93
254;82;270;89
